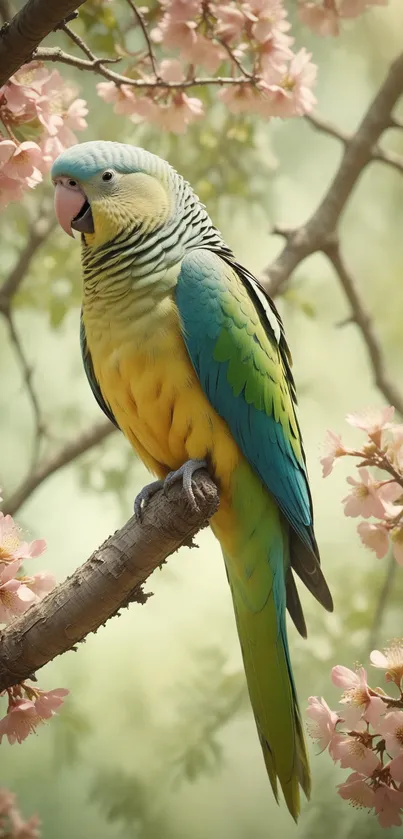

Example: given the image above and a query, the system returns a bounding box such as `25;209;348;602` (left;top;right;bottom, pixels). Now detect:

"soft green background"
1;2;403;836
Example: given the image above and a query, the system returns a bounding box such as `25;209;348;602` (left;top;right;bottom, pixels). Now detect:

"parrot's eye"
68;179;78;188
102;170;114;182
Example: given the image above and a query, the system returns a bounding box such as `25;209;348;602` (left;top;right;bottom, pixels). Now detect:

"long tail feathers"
224;554;311;821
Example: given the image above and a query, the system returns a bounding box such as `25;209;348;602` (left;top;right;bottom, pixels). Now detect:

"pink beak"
54;181;87;238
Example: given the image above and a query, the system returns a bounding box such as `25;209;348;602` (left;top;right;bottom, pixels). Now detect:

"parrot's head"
51;141;178;249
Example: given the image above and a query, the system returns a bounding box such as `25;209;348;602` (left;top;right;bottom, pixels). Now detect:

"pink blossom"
0;699;42;745
331;733;381;774
23;571;56;599
63;98;88;132
213;4;246;42
151;93;204;133
297;1;340;36
218;83;264;115
158;59;185;83
0;514;46;564
248;0;291;42
0;141;43;180
346;406;395;446
262;48;317;117
0;173;24;208
357;520;389;559
320;429;346;477
258;31;294;83
9;808;41;839
0;787;16;814
378;711;403;758
337;771;375;809
370;641;403;687
374;784;403;829
96;81;139;115
0;575;36;624
34;688;69;720
306;695;339;750
331;665;385;728
342;468;394;519
389;755;403;784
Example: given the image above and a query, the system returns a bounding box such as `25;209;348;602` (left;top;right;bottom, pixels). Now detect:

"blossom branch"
0;0;87;87
0;470;219;693
264;51;403;297
2;419;117;518
33;46;251;89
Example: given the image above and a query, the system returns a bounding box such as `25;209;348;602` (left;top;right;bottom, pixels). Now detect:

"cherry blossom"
389;754;403;784
0;699;43;745
0;563;36;625
306;696;339;750
337;771;376;809
298;1;340;36
0;514;46;564
320;430;346;477
342;468;395;519
262;48;317;117
378;711;403;758
346;406;395;447
96;81;139;115
331;665;385;728
374;785;403;829
370;641;403;686
331;734;381;774
357;520;389;559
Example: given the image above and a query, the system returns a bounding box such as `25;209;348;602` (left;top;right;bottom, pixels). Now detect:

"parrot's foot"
163;459;208;512
134;479;164;522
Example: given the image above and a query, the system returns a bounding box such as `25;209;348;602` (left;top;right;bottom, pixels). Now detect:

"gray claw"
163;459;207;511
134;479;164;521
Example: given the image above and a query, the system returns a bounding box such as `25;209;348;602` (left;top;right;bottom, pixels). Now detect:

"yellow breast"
83;293;241;495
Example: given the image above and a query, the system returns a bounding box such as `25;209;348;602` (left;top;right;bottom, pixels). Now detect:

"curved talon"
134;479;164;521
163;459;208;511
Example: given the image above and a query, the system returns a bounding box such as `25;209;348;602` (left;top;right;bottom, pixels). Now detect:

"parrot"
51;141;333;820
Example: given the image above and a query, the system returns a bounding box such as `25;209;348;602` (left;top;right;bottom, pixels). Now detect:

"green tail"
213;468;311;819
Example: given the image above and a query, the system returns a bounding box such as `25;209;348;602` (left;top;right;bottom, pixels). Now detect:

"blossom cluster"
99;0;318;130
0;502;68;745
307;642;403;828
0;787;40;839
0;62;88;208
321;406;403;566
298;0;388;37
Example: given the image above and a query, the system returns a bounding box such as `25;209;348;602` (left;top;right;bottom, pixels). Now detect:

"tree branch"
0;214;56;313
264;52;403;297
2;419;117;517
33;46;252;89
323;239;403;415
0;0;87;86
124;0;159;78
0;471;219;692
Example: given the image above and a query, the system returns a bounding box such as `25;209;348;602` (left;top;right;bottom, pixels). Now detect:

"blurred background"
1;1;403;836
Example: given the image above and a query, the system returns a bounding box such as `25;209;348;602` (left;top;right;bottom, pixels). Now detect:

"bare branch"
2;419;117;518
372;144;403;175
304;112;350;145
323;239;403;414
5;311;44;468
0;471;219;692
0;214;56;312
264;52;403;297
0;0;87;86
0;0;13;24
367;554;397;653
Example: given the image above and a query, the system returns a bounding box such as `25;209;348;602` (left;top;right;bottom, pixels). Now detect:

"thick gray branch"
265;52;403;296
0;0;86;86
0;471;219;692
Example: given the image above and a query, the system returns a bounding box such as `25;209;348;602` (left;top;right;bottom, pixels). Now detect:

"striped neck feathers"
81;174;232;305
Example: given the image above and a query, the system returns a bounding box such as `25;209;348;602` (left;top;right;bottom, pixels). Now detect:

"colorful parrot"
52;141;332;820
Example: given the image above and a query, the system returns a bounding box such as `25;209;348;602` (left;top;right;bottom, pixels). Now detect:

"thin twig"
125;0;159;78
0;471;219;692
323;239;403;415
2;420;117;517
